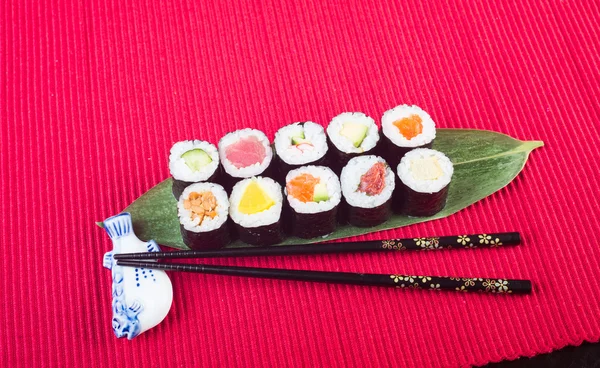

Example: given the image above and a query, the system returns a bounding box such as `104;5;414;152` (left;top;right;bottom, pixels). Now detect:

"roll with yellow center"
229;176;284;246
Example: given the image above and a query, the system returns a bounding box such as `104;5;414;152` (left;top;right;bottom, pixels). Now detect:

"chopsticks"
116;260;532;294
114;232;520;260
114;231;530;294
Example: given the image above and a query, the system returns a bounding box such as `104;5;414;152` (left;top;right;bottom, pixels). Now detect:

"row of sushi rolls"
170;104;454;249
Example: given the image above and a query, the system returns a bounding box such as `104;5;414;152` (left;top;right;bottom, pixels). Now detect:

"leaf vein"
453;141;543;166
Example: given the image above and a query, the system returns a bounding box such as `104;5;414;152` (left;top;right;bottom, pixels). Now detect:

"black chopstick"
116;260;532;294
114;232;520;260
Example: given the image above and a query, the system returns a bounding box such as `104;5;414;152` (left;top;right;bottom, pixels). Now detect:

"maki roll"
177;182;231;250
169;140;220;198
284;166;341;239
381;105;436;168
326;112;380;173
229;177;284;246
273;122;328;183
218;129;274;192
394;148;453;217
340;155;395;227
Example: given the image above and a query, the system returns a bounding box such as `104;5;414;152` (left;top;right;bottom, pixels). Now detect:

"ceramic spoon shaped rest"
102;213;173;339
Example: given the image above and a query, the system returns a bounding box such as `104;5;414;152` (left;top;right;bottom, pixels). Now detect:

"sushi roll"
284;166;341;239
340;155;395;227
394;148;453;217
169;140;220;199
326;112;380;173
381;105;436;168
177;182;231;250
218;129;274;192
229;176;284;246
273;122;328;183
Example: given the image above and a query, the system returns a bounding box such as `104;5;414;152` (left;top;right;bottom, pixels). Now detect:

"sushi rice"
218;129;273;178
327;112;379;154
274;122;328;165
229;176;283;228
397;148;453;193
341;155;395;208
169;140;219;182
381;105;436;148
177;182;229;233
285;166;341;214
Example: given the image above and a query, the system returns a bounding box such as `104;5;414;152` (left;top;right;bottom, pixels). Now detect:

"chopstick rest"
102;213;173;340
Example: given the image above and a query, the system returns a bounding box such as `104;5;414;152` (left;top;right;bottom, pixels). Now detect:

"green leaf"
96;129;543;250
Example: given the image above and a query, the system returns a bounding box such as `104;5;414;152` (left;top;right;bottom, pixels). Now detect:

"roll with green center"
169;140;220;198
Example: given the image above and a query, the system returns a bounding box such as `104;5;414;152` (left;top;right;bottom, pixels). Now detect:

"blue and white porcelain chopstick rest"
102;213;173;339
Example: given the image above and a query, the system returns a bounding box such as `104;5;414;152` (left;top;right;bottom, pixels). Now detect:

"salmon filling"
183;191;218;224
358;162;386;196
286;173;320;203
393;114;423;140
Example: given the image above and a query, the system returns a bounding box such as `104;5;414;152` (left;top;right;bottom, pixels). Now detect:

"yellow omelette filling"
238;180;275;215
410;157;443;181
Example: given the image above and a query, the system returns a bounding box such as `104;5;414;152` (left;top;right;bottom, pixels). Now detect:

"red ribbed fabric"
2;1;599;367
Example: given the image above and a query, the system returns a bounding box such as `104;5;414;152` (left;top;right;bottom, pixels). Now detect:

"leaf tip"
95;221;105;229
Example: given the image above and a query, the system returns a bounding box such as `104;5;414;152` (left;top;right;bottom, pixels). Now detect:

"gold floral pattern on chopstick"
381;240;406;250
388;274;525;294
379;233;518;251
414;237;440;250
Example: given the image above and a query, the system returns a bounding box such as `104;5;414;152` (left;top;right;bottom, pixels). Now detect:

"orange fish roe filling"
358;162;386;196
183;191;218;224
286;173;320;203
392;114;423;140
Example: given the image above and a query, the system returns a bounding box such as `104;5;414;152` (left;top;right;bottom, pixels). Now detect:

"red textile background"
2;0;600;367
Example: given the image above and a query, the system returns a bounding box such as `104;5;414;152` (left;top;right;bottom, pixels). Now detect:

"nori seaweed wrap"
394;181;449;217
180;223;231;250
233;222;284;246
342;199;392;228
